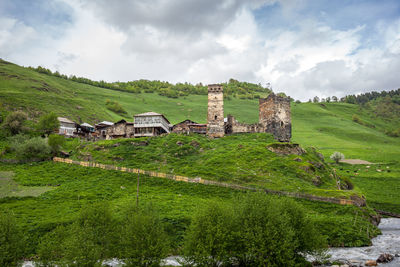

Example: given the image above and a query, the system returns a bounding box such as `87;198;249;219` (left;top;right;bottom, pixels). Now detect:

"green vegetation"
184;193;325;266
0;171;53;198
37;112;59;136
105;99;127;115
1;111;28;135
70;133;356;198
0;210;24;266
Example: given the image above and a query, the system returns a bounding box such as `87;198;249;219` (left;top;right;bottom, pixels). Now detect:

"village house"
104;119;134;139
57;117;76;137
94;121;114;139
76;122;95;139
172;119;207;135
134;112;171;137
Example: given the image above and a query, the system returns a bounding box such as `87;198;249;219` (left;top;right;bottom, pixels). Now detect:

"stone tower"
207;84;225;138
259;93;291;142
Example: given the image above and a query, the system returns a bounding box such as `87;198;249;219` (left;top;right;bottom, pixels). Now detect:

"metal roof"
134;112;170;124
57;117;75;124
80;123;94;128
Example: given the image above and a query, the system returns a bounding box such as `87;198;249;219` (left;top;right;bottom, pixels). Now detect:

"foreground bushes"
37;203;169;267
0;211;24;266
184;194;326;266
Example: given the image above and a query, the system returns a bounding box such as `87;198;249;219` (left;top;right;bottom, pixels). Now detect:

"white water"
326;218;400;266
22;218;400;267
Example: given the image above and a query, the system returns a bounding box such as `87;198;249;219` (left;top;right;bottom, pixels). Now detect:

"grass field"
0;171;53;198
0;161;379;256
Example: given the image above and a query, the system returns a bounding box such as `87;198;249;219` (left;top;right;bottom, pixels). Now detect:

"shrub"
0;210;24;266
48;134;65;155
385;128;400;137
330;152;345;164
119;205;170;267
14;137;51;161
352;114;361;123
105;99;127;115
37;112;59;136
1;111;28;135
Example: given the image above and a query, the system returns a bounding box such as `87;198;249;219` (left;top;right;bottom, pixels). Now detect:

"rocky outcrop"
266;143;305;155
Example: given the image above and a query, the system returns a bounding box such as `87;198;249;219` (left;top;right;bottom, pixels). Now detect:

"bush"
184;194;326;266
37;112;59;136
385;128;400;137
105;99;127;115
1;111;28;135
119;205;170;267
37;225;69;266
48;134;65;155
330;152;345;164
0;210;24;266
14;137;51;161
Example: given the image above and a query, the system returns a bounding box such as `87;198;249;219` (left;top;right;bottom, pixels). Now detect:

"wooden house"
58;117;76;137
134;112;171;137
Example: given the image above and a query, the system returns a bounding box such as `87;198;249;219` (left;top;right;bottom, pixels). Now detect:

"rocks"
131;140;148;146
364;260;377;266
293;157;302;162
377;253;394;263
176;141;183;146
112;143;120;147
308;160;325;169
190;140;200;147
266;143;305;155
312;176;322;186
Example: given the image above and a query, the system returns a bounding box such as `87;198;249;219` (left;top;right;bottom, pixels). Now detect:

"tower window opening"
215;115;217;120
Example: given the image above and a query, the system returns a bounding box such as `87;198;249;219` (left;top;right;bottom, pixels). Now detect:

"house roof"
97;121;113;126
134;112;170;124
134;112;162;117
80;123;94;128
57;117;75;124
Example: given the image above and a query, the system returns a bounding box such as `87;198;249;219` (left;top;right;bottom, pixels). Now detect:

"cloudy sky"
1;0;400;100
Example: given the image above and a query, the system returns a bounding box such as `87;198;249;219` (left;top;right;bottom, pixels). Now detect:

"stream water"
22;218;400;267
325;218;400;266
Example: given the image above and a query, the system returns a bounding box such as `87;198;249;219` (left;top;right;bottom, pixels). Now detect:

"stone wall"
259;94;291;142
105;122;134;139
207;84;225;138
225;115;264;134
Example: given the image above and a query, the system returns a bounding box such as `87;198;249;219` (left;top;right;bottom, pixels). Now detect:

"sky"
1;0;400;100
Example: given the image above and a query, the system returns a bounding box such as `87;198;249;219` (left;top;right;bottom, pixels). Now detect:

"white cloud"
1;0;399;101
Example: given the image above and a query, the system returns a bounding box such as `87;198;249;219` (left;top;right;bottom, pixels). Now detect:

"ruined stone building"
172;120;207;135
134;112;171;137
206;84;291;142
206;84;225;138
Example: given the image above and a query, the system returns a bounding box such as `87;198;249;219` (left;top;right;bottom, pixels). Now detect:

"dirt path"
340;159;374;165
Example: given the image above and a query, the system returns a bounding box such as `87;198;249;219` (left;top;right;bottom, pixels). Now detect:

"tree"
0;210;24;266
326;97;331;103
119;205;170;267
37;112;59;136
332;96;338;102
1;111;27;135
313;96;320;103
184;194;326;266
330;152;345;164
64;203;116;267
48;134;65;155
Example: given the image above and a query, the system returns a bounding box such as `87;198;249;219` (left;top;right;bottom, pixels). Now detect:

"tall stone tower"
259;93;291;142
207;84;225;138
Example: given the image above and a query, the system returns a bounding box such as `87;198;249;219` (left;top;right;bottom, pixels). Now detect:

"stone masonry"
259;93;291;142
207;84;225;138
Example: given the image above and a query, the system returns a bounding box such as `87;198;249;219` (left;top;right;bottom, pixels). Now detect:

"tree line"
30;66;272;99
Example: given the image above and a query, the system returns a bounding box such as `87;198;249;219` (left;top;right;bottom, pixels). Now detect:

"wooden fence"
53;157;359;206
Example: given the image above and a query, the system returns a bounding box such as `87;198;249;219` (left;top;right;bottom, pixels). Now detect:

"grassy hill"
0;59;399;258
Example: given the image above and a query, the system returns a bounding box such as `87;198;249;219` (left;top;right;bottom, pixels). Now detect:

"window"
215;115;217;120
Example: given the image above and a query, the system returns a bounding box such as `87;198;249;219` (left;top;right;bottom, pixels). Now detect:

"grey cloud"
81;0;273;35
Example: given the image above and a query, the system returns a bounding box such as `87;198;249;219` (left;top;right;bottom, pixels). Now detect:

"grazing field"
0;171;53;198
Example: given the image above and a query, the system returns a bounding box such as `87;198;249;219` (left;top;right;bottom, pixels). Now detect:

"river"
325;218;400;266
